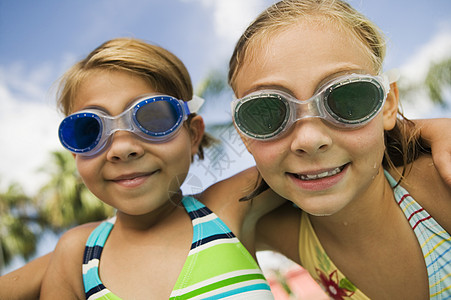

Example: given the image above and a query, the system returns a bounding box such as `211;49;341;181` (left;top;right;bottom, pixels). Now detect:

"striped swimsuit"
298;171;451;299
82;196;273;299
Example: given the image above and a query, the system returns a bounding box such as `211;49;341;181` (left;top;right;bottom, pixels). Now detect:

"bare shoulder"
199;167;260;214
202;167;260;200
40;222;101;299
195;168;259;238
57;222;100;249
51;222;100;262
200;167;285;228
392;155;451;232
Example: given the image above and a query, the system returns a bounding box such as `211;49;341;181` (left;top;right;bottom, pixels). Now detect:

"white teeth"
299;167;341;180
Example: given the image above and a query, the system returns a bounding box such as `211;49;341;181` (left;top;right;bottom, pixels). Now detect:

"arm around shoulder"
199;167;286;254
40;224;97;300
414;118;451;187
202;167;286;219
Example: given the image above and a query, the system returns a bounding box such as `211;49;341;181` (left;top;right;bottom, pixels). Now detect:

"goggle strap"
378;69;399;97
186;95;204;114
386;69;400;84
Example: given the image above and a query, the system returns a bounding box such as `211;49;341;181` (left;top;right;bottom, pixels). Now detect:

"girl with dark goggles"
232;71;398;140
58;94;204;157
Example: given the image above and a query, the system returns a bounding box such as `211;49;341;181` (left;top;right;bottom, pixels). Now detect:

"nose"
106;131;145;162
289;119;332;155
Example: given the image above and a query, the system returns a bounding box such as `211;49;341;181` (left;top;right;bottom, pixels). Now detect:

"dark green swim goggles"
232;72;398;140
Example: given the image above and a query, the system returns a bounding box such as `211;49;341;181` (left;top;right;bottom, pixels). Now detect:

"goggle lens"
134;100;181;135
236;95;287;137
59;113;102;153
327;81;382;121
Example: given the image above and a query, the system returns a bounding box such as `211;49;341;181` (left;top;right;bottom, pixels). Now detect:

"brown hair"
57;37;214;159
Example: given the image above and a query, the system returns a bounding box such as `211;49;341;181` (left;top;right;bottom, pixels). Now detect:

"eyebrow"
316;69;367;87
244;84;293;96
241;69;368;98
75;96;143;116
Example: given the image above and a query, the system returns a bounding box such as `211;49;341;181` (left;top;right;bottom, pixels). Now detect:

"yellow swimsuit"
299;210;368;300
298;171;451;299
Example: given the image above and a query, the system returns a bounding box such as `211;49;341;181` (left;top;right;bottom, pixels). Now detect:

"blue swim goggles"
232;71;398;141
58;94;204;157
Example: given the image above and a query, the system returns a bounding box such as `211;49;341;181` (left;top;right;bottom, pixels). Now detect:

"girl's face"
234;20;398;216
73;70;203;217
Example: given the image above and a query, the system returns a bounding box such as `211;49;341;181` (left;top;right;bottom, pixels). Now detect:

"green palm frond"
424;57;451;105
0;182;38;270
34;151;114;231
399;56;451;106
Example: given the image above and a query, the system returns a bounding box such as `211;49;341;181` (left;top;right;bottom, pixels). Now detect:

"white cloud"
398;25;451;118
400;25;451;83
184;0;269;43
207;0;267;42
0;65;61;195
0;62;53;103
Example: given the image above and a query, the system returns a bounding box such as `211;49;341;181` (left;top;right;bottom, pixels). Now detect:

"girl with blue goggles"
58;94;204;157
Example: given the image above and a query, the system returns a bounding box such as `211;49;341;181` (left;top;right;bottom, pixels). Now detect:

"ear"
188;115;205;155
382;81;399;130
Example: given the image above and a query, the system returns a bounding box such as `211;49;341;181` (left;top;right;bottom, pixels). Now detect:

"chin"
307;211;334;217
291;196;346;217
302;206;337;217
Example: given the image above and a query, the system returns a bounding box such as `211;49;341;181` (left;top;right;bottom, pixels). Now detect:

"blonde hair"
57;37;214;159
228;0;386;90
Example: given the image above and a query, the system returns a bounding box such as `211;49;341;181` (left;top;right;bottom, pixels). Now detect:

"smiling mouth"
290;164;348;181
112;170;159;182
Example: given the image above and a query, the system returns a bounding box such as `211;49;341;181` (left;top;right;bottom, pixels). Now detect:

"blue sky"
1;0;451;274
2;0;451;93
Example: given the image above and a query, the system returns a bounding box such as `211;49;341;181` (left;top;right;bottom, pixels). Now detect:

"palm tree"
34;151;114;232
399;56;451;107
424;57;451;105
196;69;246;137
196;69;230;100
0;182;39;273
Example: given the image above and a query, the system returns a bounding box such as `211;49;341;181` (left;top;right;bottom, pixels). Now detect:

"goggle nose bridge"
289;93;325;123
102;109;137;137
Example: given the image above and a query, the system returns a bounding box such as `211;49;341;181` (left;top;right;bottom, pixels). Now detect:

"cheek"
75;156;100;187
165;150;191;194
345;119;386;165
160;133;193;176
247;140;286;173
74;157;105;201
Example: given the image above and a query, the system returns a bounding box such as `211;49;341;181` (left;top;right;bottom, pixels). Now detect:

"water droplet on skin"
371;162;379;180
